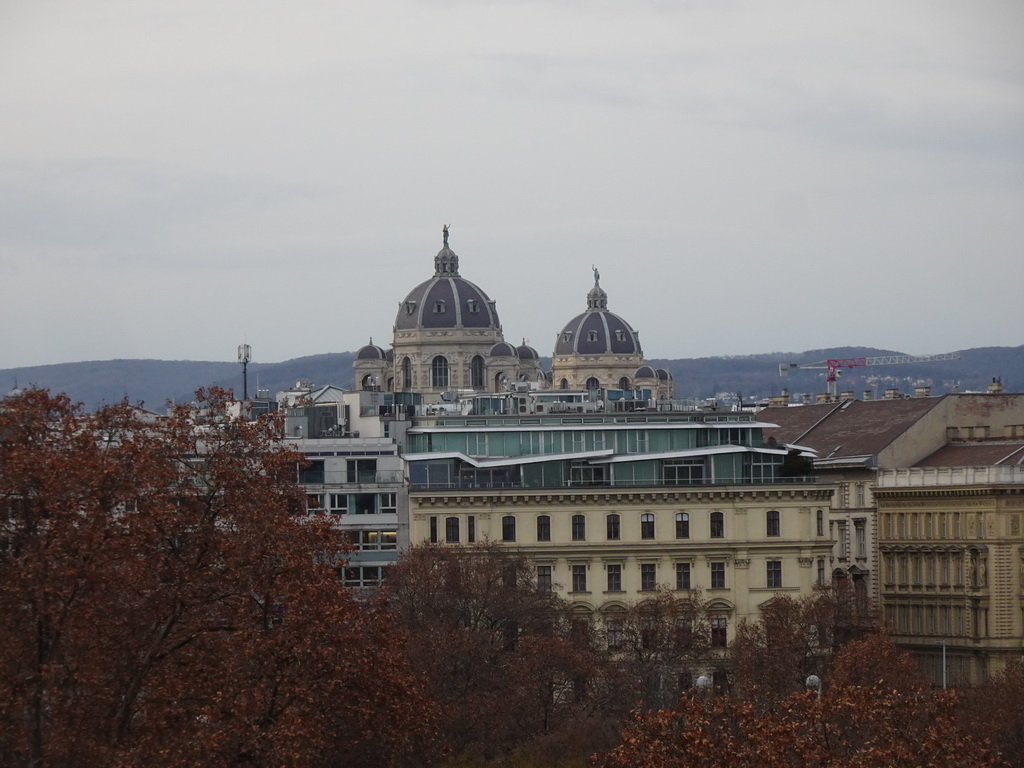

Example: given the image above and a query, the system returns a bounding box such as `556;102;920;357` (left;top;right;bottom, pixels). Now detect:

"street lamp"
695;675;712;695
806;674;821;699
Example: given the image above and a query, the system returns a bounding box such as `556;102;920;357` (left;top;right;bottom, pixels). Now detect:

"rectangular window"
537;565;552;592
329;493;348;514
429;516;437;544
676;562;691;590
664;459;705;485
607;564;622;592
766;510;780;537
711;617;727;648
675;513;690;539
378;492;397;514
299;459;325;484
572;514;586;541
537;515;551;542
571;564;587;593
710;512;724;538
467;515;476;543
711;562;725;589
766;560;782;589
817;558;825;585
607;619;624;650
342;565;383;588
346;459;377;484
640;514;655;540
641;563;656;591
351;493;376;515
607;514;620;540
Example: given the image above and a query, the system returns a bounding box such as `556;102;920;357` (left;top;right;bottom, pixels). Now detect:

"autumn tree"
598;631;1006;768
0;388;439;768
959;660;1024;766
385;542;611;763
731;592;835;707
603;590;714;712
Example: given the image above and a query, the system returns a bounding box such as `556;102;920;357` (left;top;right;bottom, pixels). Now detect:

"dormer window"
404;301;416;315
587;330;598;342
433;300;446;313
562;331;573;342
467;299;479;313
615;330;624;342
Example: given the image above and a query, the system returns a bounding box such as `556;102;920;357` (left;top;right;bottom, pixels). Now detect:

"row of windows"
882;552;966;588
537;560;784;593
505;510;783;542
299;458;384;485
306;492;397;515
884;602;973;637
430;512;801;543
882;511;980;541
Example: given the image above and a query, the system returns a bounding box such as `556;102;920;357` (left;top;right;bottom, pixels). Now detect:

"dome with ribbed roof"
634;365;657;379
356;339;387;360
394;240;500;332
489;342;518;358
553;274;641;356
516;341;539;360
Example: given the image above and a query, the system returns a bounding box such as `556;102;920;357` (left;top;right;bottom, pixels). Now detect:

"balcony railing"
410;476;820;492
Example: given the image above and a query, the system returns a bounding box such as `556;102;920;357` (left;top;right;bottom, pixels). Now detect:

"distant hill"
2;346;1021;410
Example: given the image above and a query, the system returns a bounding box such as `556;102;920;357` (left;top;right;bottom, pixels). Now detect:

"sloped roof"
915;442;1024;467
758;397;945;460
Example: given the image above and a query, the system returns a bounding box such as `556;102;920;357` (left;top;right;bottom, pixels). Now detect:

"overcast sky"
1;0;1021;370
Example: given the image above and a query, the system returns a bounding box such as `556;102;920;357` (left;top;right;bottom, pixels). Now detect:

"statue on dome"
592;265;600;283
443;224;450;246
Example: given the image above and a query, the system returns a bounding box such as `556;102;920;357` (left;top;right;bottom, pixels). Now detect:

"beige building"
404;393;833;650
875;461;1024;685
761;390;1024;684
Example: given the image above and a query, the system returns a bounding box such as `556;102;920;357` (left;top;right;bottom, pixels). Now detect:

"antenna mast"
237;344;252;400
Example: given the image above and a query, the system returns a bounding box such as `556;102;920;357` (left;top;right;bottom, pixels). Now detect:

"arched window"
559;378;569;390
402;357;412;391
618;377;630;390
470;355;485;389
675;512;689;539
585;377;600;391
640;513;655;540
572;514;586;541
767;510;780;537
445;516;459;543
536;515;551;542
431;356;449;389
816;509;824;536
502;515;516;542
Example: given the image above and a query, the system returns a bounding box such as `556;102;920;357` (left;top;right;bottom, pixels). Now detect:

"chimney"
988;377;1004;394
914;385;931;398
862;389;873;401
769;392;790;407
839;391;854;402
884;388;900;400
815;393;830;404
802;394;812;406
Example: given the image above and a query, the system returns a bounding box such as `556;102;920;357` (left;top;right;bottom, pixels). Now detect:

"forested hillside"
2;346;1020;409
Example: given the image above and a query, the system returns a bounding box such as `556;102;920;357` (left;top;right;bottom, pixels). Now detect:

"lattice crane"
779;352;961;397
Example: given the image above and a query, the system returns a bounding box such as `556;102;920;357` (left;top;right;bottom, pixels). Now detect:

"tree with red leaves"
597;631;1006;768
0;388;439;768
